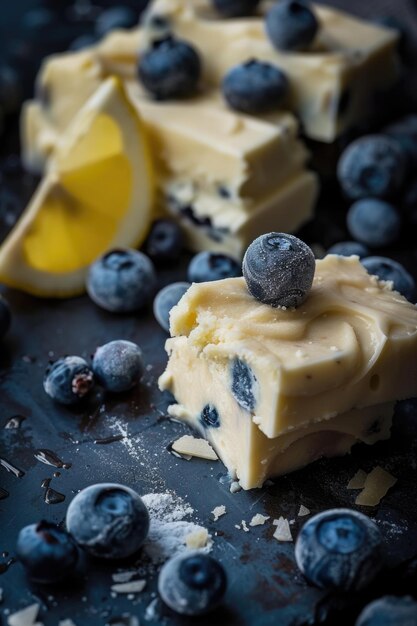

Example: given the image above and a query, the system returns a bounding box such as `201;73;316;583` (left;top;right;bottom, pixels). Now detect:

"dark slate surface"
1;1;417;625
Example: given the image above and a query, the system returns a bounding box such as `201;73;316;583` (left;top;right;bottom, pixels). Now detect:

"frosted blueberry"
231;358;257;411
158;551;227;615
265;0;319;52
153;282;190;332
92;340;144;393
242;233;315;308
66;483;149;559
347;198;401;248
295;508;384;591
44;356;94;405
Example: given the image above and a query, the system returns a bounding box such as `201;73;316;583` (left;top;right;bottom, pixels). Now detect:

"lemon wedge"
0;76;154;297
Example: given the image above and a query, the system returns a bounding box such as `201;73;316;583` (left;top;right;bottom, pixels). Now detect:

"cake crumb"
347;469;368;490
241;520;249;532
186;528;209;549
298;505;310;517
171;435;218;461
7;604;40;626
230;480;241;493
111;580;146;595
273;517;293;542
212;505;226;521
355;466;397;506
249;514;270;527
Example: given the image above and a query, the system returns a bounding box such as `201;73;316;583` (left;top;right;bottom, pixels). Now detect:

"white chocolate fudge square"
164;255;417;440
160;336;394;489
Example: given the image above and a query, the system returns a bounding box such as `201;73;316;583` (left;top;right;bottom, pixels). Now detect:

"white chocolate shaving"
355;466;397;506
347;469;368;489
273;517;293;542
171;435;218;460
298;505;310;517
111;580;146;594
249;514;270;526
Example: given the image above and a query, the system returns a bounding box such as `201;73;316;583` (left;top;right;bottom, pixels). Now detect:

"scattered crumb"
212;505;226;521
144;598;159;621
289;519;295;525
171;435;218;461
241;520;249;533
298;505;310;517
249;514;269;527
186;528;209;549
112;570;138;584
347;469;368;490
355;466;397;507
111;580;146;595
273;517;293;542
7;604;40;626
230;480;241;493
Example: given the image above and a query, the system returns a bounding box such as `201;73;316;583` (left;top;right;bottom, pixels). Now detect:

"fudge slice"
159;255;417;487
105;0;400;142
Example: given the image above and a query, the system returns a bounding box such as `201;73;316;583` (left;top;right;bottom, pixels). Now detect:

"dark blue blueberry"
188;251;241;283
200;404;220;429
265;0;319;52
384;115;417;174
66;483;149;559
138;36;201;100
295;508;384;591
87;248;157;313
16;520;79;584
69;34;99;52
92;340;144;393
95;7;139;38
355;595;417;626
0;296;11;340
346;198;401;248
153;282;190;332
243;233;315;308
337;135;406;200
44;356;94;405
144;219;183;263
327;241;370;259
231;358;257;412
222;59;288;114
158;552;227;615
361;257;416;302
211;0;261;18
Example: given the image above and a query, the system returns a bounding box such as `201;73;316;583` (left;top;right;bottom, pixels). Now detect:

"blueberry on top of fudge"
295;508;384;591
242;233;315;308
265;0;319;52
211;0;261;18
138;36;201;100
222;59;289;114
337;135;406;200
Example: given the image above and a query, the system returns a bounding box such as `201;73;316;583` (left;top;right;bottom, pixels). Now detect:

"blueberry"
188;251;241;283
355;595;417;626
92;340;144;393
337;135;406;200
222;59;289;114
243;233;315;308
0;296;11;340
327;241;370;259
295;509;384;591
16;520;78;584
211;0;261;18
44;356;94;405
66;483;149;559
87;248;157;313
361;257;416;302
265;0;319;52
158;552;227;615
153;282;190;332
347;199;401;248
138;36;201;100
95;7;139;38
384;115;417;174
231;358;257;412
144;219;183;263
200;404;220;429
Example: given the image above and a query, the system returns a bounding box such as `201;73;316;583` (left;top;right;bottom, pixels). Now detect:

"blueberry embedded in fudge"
158;552;227;616
361;257;416;302
242;233;315;308
337;135;406;200
138;36;201;100
222;59;289;114
200;404;221;429
295;509;384;591
346;198;401;248
265;0;319;52
231;358;258;412
211;0;261;18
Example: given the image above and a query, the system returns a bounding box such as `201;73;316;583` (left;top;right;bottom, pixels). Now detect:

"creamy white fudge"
102;0;400;142
159;255;417;488
22;49;318;254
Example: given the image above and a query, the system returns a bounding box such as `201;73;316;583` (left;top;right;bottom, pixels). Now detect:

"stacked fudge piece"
159;254;417;489
21;0;400;255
